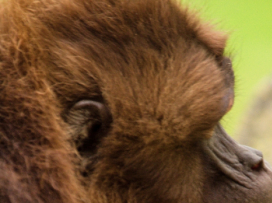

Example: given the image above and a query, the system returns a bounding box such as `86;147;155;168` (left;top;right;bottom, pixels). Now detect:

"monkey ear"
66;100;112;154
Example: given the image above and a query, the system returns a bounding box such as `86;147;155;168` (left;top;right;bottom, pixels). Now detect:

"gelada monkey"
0;0;271;202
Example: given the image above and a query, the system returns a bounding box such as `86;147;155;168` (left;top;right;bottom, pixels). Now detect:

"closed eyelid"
219;57;235;89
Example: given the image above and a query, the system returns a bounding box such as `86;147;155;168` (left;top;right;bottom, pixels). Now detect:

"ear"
66;100;112;155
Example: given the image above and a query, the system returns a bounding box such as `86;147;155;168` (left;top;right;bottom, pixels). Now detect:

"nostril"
239;145;264;171
251;159;263;171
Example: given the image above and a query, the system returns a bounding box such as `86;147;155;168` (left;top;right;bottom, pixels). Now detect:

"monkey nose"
239;145;264;171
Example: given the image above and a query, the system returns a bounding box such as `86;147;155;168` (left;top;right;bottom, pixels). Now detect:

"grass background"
183;0;272;137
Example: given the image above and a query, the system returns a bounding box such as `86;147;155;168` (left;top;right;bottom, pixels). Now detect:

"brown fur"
0;0;231;202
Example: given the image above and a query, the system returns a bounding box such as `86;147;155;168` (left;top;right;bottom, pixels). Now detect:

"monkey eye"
221;57;232;69
221;88;234;116
226;89;234;113
219;57;235;114
66;100;112;154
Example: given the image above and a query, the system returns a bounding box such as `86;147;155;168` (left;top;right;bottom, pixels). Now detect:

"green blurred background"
183;0;272;137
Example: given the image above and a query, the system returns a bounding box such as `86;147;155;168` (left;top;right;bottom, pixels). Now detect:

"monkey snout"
239;145;264;171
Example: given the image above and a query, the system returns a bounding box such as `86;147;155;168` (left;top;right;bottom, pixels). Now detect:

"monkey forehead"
39;0;227;57
9;0;229;124
0;0;229;136
37;0;229;125
46;0;228;76
103;50;226;124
